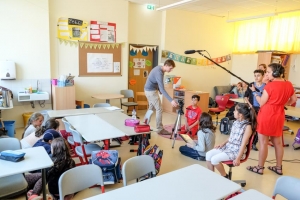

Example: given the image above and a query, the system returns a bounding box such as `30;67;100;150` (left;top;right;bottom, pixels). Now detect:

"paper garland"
58;38;123;49
162;50;231;66
130;45;157;52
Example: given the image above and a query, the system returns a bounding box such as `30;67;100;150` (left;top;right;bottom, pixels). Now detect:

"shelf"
174;96;184;99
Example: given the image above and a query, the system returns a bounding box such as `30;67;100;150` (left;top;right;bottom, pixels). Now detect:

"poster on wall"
87;53;113;73
133;58;145;68
57;17;88;41
90;21;116;42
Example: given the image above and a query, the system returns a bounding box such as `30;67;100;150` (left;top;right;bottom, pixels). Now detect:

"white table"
285;106;300;118
92;93;124;103
65;114;126;149
0;146;53;200
84;164;241;200
47;106;123;118
230;98;244;103
230;189;272;200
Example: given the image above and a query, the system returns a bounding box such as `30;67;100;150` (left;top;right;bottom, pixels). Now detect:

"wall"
0;0;51;128
289;54;300;87
163;9;234;97
49;0;129;107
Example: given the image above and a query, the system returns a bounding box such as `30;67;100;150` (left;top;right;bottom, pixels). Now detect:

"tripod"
170;106;191;148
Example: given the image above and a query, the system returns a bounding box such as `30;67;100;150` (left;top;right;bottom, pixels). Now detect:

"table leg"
106;99;110;104
42;168;46;200
104;139;110;150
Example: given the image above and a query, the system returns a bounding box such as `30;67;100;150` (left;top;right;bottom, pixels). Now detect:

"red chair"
209;95;229;126
222;133;255;187
224;93;238;109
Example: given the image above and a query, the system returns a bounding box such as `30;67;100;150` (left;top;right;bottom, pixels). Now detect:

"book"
179;134;197;145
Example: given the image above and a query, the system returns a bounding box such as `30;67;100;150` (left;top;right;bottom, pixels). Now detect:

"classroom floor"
14;109;299;200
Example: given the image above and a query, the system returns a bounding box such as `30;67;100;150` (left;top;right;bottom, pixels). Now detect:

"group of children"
20;112;75;200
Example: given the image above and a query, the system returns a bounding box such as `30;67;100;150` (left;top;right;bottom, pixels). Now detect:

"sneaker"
197;156;206;161
158;129;171;135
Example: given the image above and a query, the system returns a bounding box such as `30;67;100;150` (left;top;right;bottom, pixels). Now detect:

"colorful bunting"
57;38;123;50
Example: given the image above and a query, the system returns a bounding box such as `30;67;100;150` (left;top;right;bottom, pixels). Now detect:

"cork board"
78;42;122;76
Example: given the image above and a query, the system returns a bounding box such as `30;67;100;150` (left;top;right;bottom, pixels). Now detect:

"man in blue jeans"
144;59;178;135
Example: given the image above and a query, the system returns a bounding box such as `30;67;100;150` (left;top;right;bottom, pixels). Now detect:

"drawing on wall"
87;53;113;72
113;62;120;73
57;17;88;41
90;21;116;42
143;70;148;78
133;58;145;68
134;69;140;76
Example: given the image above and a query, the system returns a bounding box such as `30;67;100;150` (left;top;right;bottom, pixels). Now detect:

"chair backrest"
272;176;300;200
62;118;72;133
136;92;148;106
59;164;104;200
143;110;153;125
0;138;21;151
215;95;230;110
224;93;238;108
75;100;84;109
120;90;134;99
93;103;111;108
122;155;156;186
69;126;83;145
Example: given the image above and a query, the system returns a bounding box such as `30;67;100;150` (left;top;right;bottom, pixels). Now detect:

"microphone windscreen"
184;50;196;54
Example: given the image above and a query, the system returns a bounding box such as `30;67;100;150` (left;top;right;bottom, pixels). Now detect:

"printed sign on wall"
57;17;88;41
90;21;116;42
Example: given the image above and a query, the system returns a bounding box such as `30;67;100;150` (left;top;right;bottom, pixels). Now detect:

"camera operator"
144;59;178;135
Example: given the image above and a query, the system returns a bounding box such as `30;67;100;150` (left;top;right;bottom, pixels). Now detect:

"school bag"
219;117;233;135
292;128;300;150
144;144;163;175
89;150;122;184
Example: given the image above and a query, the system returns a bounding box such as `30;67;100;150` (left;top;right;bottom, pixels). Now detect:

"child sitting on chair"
181;94;202;138
206;103;257;178
22;112;44;138
179;112;216;161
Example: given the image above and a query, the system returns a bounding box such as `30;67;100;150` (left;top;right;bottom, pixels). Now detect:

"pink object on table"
125;119;140;127
52;79;57;85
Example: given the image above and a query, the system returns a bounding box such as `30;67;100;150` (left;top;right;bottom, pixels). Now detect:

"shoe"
252;144;258;151
158;129;171;135
197;156;206;161
246;165;264;175
267;165;283;175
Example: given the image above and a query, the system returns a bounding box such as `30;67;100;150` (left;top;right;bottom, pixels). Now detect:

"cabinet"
257;51;291;79
52;85;75;110
162;88;209;115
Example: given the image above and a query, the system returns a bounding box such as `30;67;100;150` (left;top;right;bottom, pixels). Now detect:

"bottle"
132;109;137;120
29;85;32;94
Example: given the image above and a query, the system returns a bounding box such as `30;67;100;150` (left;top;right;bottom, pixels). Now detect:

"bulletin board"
78;42;122;76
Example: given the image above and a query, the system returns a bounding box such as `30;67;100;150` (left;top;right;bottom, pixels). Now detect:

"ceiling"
127;0;300;21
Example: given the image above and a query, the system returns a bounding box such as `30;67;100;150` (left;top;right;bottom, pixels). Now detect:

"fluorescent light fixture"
156;0;197;11
227;13;277;23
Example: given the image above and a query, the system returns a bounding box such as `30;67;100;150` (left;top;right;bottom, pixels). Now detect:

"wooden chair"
136;92;148;110
75;100;84;109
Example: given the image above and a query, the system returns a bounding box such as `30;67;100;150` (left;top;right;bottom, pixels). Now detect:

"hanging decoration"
57;17;88;41
130;45;157;52
57;38;123;49
90;21;116;42
162;50;231;66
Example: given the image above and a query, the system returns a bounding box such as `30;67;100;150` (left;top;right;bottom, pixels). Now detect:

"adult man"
144;59;178;135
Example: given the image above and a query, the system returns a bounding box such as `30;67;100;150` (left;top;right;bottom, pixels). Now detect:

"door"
128;44;158;110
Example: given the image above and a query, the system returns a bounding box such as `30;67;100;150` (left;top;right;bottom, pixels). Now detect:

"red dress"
257;81;294;137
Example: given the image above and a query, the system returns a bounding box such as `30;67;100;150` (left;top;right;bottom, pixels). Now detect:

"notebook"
179;134;197;145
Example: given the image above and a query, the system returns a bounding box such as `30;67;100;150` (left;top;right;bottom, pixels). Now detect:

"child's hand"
187;143;194;148
250;84;255;92
233;159;240;166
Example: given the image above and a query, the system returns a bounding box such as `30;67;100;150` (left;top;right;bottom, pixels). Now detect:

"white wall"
289;54;300;87
0;0;51;128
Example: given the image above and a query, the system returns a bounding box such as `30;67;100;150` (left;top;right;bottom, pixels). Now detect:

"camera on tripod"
178;99;184;107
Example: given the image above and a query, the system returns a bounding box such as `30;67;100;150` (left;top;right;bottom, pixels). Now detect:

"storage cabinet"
257;51;291;79
52;85;75;110
162;88;209;114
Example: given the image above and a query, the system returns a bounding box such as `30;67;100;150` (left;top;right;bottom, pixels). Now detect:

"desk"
230;98;244;103
84;164;241;200
285;106;300;118
0;147;53;200
92;93;124;103
230;189;272;200
65;114;125;149
47;107;123;118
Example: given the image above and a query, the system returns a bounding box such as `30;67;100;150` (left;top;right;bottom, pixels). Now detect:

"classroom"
0;0;300;199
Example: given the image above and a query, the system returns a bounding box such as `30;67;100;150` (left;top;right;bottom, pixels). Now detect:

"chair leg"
216;114;219;126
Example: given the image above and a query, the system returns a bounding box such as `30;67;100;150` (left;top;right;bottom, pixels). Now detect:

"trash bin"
0;121;16;137
39;110;52;126
22;112;34;127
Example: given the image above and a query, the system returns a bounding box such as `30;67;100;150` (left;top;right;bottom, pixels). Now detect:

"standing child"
26;137;75;200
22;112;44;138
206;103;257;178
179;112;216;161
182;95;202;138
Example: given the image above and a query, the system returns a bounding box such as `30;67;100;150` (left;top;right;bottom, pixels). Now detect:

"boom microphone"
184;50;205;54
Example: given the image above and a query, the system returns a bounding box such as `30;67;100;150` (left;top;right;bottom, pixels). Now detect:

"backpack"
144;144;163;175
208;97;217;108
225;106;235;120
220;117;233;135
90;150;122;184
292;128;300;150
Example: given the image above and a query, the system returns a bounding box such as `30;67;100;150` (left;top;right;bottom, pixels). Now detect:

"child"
22;112;44;138
33;129;61;155
258;63;269;84
182;95;202;137
26;137;75;200
179;112;216;161
244;69;266;151
21;118;60;149
206;103;257;178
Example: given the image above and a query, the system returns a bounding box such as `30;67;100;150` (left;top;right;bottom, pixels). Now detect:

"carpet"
158;124;197;140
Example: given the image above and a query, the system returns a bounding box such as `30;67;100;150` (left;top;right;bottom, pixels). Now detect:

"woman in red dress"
247;63;297;175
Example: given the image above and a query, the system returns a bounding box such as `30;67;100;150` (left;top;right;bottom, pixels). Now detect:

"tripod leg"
170;115;179;139
172;114;182;148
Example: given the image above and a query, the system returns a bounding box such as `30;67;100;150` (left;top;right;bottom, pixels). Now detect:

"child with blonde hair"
22;112;44;138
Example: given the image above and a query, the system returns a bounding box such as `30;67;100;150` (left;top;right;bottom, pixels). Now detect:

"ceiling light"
156;0;197;11
226;13;277;23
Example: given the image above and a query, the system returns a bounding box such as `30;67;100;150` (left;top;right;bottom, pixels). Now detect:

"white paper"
58;22;68;25
80;32;87;40
104;106;122;111
90;24;99;29
108;30;115;42
60;32;70;36
90;30;99;34
91;35;100;39
133;58;146;68
87;53;113;73
59;26;68;30
100;29;108;41
114;62;120;73
134;69;140;76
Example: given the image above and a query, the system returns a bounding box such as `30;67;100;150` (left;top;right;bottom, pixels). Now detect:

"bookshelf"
257;51;291;79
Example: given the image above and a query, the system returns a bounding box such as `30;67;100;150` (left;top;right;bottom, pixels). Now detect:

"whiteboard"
87;53;113;73
230;54;258;84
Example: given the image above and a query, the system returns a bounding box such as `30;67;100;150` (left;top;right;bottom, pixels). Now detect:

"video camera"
178;99;184;107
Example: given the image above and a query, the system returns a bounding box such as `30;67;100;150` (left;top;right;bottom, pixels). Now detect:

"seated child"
21;118;60;149
33;129;61;155
22;112;44;138
181;94;202;137
179;112;216;161
206;103;257;178
26;137;75;200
